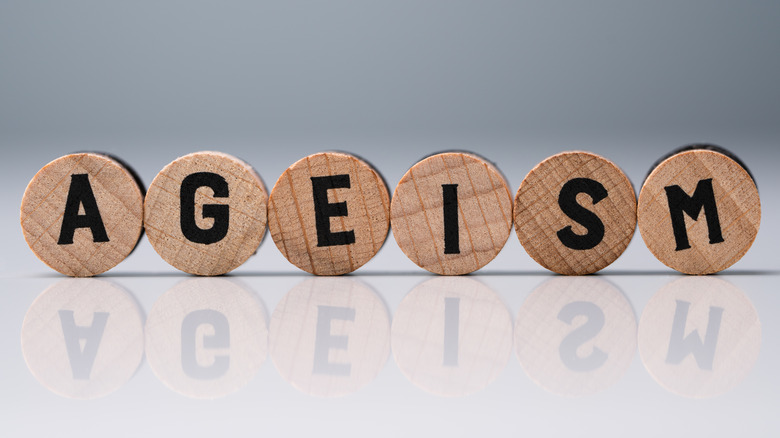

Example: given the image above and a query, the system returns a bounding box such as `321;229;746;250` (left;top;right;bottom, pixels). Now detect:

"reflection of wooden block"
268;278;390;397
21;279;145;399
144;151;268;276
391;277;512;397
20;153;145;277
268;152;390;275
638;145;760;274
391;152;513;275
514;151;636;275
144;278;267;399
638;277;760;398
514;277;636;397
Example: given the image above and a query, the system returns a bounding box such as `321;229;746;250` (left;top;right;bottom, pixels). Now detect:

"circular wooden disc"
391;152;513;275
269;278;390;397
21;279;144;399
514;151;636;275
638;277;761;398
144;151;268;276
638;148;760;274
145;278;268;399
20;153;144;277
514;277;636;396
391;277;512;397
268;152;390;275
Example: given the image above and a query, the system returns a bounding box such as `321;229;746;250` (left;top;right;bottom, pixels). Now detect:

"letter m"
664;178;724;251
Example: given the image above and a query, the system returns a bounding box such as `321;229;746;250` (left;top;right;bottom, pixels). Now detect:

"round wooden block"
20;153;145;277
268;152;390;275
144;151;268;276
514;151;636;275
21;279;145;399
638;277;760;398
391;277;512;397
269;278;390;397
391;152;513;275
514;277;636;396
638;144;760;275
145;278;267;399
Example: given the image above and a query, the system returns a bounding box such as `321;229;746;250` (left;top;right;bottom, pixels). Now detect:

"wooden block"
21;279;145;399
514;151;636;275
391;152;513;275
390;277;512;397
637;144;760;275
268;278;390;397
267;152;390;275
638;277;760;398
20;152;145;277
144;151;268;276
514;277;636;396
144;278;267;399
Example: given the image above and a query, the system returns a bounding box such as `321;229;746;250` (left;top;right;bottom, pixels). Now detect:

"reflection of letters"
443;297;459;367
181;310;230;380
313;305;355;376
666;300;723;370
59;310;109;380
557;302;607;372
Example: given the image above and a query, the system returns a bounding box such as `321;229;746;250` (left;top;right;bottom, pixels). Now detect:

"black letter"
311;175;356;247
664;178;724;251
180;172;229;245
58;174;110;244
442;184;460;254
556;178;607;250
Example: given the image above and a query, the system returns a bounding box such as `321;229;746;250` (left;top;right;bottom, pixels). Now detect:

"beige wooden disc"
638;149;760;274
638;277;761;398
514;151;636;275
391;277;512;397
20;153;144;277
268;152;390;275
391;152;513;275
21;279;144;399
144;278;268;399
515;277;636;397
269;278;390;397
144;151;268;276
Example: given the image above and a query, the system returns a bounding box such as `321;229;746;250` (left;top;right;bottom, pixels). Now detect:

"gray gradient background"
1;3;780;437
2;0;778;276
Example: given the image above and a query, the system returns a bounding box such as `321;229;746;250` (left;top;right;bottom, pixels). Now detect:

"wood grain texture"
514;277;636;397
391;277;512;397
144;151;268;276
391;152;513;275
20;153;144;277
268;152;390;275
514;151;637;275
144;278;267;399
268;278;390;397
638;277;761;398
21;279;144;399
638;149;760;275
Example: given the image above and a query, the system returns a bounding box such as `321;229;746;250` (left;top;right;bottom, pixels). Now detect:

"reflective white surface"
2;272;777;437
